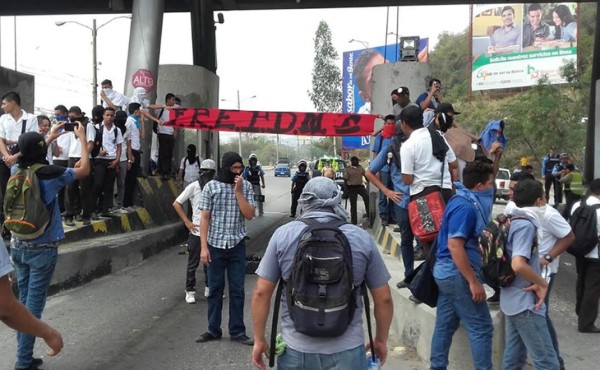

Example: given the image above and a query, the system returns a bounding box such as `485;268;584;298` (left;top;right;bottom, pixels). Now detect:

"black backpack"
479;214;537;288
91;125;119;158
568;198;600;258
269;218;375;366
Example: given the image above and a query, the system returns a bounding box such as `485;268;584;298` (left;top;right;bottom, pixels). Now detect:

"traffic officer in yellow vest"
560;163;583;220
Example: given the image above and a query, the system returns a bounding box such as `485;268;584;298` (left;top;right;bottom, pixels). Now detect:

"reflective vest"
570;171;583;196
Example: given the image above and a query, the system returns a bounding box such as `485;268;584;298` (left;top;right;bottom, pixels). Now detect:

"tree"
308;21;342;156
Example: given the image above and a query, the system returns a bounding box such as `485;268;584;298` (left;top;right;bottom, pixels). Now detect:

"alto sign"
131;69;155;91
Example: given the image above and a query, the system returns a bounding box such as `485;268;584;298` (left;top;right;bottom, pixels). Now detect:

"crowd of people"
1;72;599;370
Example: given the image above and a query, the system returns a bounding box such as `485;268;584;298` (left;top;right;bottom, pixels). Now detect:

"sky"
0;5;470;143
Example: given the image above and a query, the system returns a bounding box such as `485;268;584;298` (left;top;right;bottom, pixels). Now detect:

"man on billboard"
490;6;522;49
523;3;551;47
352;49;385;114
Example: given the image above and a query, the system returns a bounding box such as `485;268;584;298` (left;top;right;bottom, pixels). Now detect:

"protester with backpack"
498;171;574;367
429;161;495;370
251;177;393;370
569;179;600;333
178;144;201;190
6;124;90;370
501;179;559;369
172;159;216;304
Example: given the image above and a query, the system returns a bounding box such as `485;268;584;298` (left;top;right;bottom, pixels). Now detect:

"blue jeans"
10;245;58;369
278;344;367;370
431;274;493;370
206;240;247;338
378;171;394;221
394;205;415;277
503;310;560;370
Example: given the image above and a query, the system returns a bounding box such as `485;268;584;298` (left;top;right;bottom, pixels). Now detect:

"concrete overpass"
0;0;598;182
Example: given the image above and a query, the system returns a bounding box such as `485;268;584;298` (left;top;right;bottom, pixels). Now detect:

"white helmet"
200;159;216;170
297;159;307;167
249;153;258;160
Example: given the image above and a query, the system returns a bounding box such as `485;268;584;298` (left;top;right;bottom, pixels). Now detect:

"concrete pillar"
156;65;220;165
123;0;165;175
190;0;217;72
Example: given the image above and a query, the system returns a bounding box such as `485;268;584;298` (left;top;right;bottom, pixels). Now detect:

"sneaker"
204;287;210;298
231;334;254;346
408;295;422;304
65;217;75;227
75;214;83;222
91;213;100;221
393;227;401;232
82;218;91;226
195;332;221;343
117;207;129;214
381;219;388;227
396;280;409;289
185;291;196;304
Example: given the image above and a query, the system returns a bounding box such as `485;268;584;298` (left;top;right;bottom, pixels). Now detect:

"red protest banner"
164;108;376;137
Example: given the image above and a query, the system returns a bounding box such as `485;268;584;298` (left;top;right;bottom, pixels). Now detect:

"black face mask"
214;152;243;184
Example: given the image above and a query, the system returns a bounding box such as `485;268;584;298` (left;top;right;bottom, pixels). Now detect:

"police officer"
290;159;310;217
243;153;265;216
542;146;561;205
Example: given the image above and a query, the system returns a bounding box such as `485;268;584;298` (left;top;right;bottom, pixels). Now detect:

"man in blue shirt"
430;161;495;370
501;179;559;370
365;127;419;290
371;115;397;227
416;79;443;111
10;124;90;370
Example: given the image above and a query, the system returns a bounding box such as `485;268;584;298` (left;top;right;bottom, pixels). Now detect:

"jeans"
503;310;560;370
10;244;58;369
94;159;117;214
378;171;394;222
278;344;367;370
114;160;128;208
430;274;493;370
123;150;141;208
186;235;208;292
206;240;247;338
394;205;415;277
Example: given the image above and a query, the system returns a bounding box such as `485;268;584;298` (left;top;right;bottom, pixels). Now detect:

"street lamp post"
55;16;130;107
221;90;256;156
348;39;369;49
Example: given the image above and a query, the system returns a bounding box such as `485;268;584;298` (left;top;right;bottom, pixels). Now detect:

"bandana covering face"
214;152;243;184
382;124;396;139
298;177;349;221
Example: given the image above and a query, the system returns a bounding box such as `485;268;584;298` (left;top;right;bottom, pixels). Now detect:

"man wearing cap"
428;103;466;183
392;87;418;123
542;146;561;206
416;79;444;111
10;124;90;370
173;159;217;304
551;153;570;206
343;156;369;225
197;152;256;345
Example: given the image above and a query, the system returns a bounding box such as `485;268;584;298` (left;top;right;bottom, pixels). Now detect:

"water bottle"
366;351;382;370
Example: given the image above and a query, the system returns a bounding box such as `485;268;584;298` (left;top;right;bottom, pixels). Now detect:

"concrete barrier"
373;219;505;370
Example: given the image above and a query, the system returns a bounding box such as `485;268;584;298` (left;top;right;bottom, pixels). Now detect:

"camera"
65;118;78;132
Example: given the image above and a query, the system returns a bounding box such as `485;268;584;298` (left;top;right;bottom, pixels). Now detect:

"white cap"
200;159;216;170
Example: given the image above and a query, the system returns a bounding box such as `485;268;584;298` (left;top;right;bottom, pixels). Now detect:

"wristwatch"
543;254;554;263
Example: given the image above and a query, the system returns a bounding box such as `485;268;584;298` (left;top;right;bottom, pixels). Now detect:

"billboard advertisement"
471;3;578;91
341;39;429;150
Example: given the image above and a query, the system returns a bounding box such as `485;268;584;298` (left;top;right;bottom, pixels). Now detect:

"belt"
13;241;59;249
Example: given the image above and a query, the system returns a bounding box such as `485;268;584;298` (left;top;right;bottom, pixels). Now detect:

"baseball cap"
435;103;461;115
200;159;216;170
396;86;410;95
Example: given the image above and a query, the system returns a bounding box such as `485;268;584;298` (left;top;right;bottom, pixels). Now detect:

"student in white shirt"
91;107;123;217
172;159;216;303
178;144;201;190
123;103;144;209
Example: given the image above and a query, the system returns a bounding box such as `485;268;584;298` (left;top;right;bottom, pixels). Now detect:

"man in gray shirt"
251;177;393;370
501;179;559;370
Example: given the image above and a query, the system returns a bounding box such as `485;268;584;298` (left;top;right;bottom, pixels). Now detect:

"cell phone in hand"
64;123;77;132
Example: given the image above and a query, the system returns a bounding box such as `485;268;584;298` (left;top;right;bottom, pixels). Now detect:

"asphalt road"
0;173;597;369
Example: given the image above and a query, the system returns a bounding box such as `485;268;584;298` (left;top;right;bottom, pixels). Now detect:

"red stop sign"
131;69;155;91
